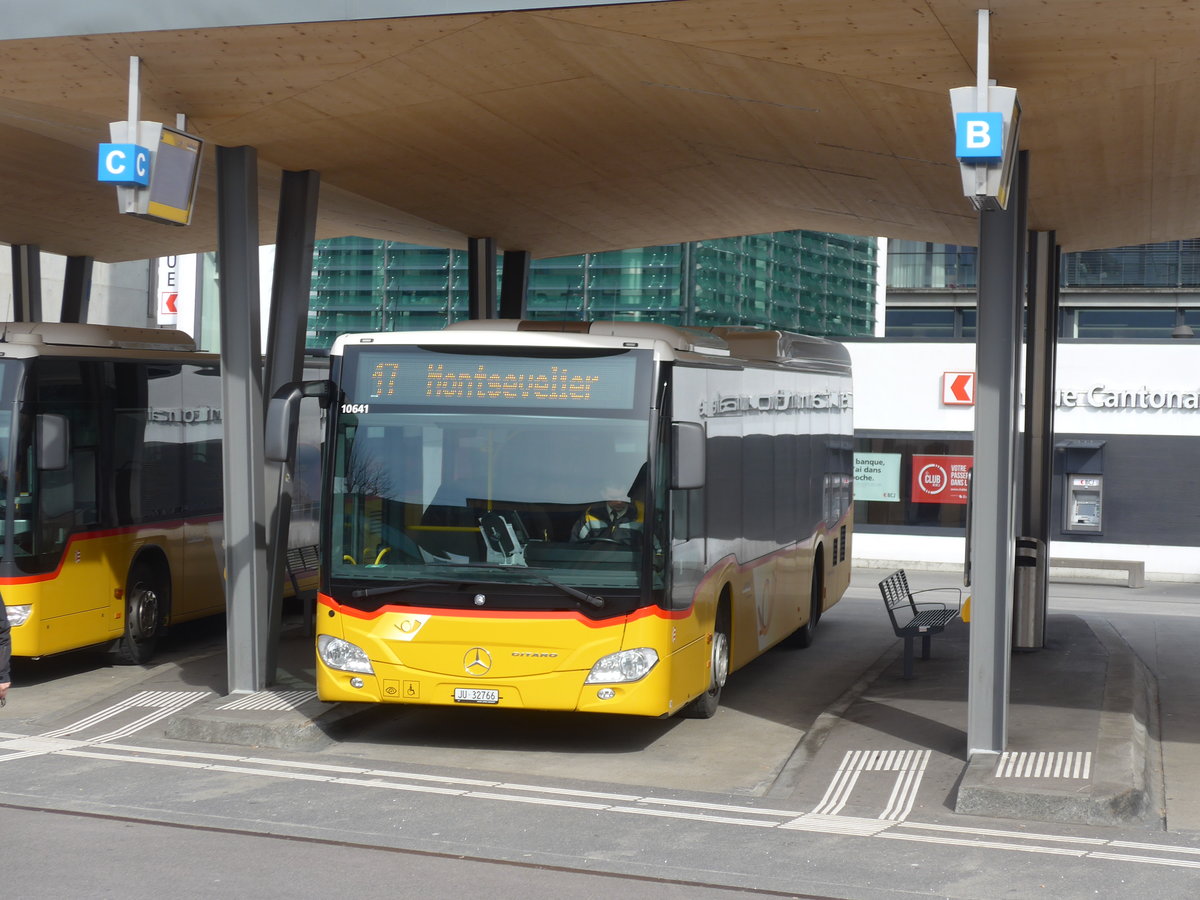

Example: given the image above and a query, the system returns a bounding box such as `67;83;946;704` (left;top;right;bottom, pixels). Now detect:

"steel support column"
264;169;320;674
467;237;497;320
10;244;42;322
216;144;271;694
499;249;530;319
60;256;93;323
967;150;1028;756
1020;229;1060;641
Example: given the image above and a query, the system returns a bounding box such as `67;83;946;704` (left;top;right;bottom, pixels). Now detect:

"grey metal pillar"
60;256;93;323
216;144;272;694
499;249;530;319
467;237;497;320
1019;229;1059;643
264;169;320;672
10;244;42;322
967;150;1028;756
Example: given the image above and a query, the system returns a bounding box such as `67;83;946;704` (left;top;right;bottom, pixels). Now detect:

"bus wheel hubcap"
711;631;729;691
130;587;159;640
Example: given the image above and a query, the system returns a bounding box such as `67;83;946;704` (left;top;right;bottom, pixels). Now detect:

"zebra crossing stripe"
812;749;931;820
38;691;212;742
994;751;1092;780
216;689;319;711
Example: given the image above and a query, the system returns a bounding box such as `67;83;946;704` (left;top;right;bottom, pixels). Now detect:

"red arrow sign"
160;292;178;314
942;372;975;405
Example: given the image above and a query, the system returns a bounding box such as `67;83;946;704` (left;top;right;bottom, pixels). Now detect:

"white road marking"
38;690;212;742
812;748;930;819
3;703;1200;873
216;689;319;711
994;751;1092;779
879;831;1089;857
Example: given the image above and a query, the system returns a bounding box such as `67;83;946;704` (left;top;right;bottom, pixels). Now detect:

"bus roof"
0;322;197;352
332;320;851;370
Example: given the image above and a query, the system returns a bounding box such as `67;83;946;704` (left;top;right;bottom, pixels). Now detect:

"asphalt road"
3;571;1200;898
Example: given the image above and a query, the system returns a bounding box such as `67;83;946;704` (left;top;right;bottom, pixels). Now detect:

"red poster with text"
911;455;974;504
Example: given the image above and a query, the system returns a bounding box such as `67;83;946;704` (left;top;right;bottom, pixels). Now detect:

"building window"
1061;241;1200;288
886;241;977;289
1070;308;1178;339
884;307;976;339
855;434;973;532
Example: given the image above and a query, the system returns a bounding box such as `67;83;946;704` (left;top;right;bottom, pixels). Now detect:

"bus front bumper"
315;654;680;717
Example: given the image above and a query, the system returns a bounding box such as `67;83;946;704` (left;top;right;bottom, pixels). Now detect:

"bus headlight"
317;635;374;675
585;648;658;684
6;604;32;626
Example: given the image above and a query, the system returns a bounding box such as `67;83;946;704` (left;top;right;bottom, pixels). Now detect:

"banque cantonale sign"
1049;386;1200;411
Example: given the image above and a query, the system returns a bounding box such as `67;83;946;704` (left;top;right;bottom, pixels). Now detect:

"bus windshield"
330;345;658;599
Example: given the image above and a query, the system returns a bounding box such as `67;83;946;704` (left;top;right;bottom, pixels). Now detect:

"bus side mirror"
671;421;706;490
267;379;332;463
37;413;69;471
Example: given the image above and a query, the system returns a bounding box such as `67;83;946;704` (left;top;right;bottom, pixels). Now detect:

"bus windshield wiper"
351;580;458;600
526;573;605;609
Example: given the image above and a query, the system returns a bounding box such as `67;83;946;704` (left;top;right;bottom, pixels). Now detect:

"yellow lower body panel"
315;602;710;717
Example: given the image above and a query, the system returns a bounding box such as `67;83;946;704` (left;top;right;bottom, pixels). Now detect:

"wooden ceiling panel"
2;2;1200;261
546;0;974;87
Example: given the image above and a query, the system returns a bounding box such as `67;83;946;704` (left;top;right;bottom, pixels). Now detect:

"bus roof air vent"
702;327;851;369
443;319;731;356
0;322;196;352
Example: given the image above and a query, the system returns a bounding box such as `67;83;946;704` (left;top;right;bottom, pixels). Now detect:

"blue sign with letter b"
955;112;1003;161
98;143;151;186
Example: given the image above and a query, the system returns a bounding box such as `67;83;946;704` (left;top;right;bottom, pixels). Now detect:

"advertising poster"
911;454;973;504
854;452;901;502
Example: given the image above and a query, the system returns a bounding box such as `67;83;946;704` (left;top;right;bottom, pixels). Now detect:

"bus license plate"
454;688;499;705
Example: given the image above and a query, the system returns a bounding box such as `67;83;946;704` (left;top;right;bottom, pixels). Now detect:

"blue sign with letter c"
98;142;151;186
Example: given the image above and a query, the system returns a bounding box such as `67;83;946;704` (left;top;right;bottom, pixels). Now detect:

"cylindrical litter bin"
1013;536;1046;649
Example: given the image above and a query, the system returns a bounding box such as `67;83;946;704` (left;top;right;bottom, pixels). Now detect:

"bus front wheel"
114;563;166;665
680;603;730;719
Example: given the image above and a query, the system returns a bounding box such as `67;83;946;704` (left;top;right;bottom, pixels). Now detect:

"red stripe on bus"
0;517;219;585
316;592;692;625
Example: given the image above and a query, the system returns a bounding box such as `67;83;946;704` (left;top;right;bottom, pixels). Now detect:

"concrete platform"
155;567;1169;832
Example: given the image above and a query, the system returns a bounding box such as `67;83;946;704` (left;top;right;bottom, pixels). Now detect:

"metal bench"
285;545;320;635
1049;557;1145;589
878;569;963;679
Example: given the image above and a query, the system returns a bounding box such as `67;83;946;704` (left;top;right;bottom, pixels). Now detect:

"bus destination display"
352;350;638;410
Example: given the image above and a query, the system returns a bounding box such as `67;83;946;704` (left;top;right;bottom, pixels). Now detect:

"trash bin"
1013;536;1046;649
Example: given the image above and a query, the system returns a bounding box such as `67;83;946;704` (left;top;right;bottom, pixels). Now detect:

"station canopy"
2;1;1199;262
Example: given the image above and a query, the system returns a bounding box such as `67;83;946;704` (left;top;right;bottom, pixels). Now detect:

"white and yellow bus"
273;321;853;718
0;322;230;663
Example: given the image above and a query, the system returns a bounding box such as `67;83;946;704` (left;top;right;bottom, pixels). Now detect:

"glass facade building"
885;238;1200;339
307;232;877;351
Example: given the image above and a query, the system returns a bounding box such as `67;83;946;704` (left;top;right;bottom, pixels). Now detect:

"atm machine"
1057;440;1105;535
1063;474;1103;534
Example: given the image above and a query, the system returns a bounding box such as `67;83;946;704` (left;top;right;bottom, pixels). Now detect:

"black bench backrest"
879;569;917;628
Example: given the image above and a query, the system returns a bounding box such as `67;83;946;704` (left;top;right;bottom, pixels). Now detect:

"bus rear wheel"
113;563;166;665
791;565;823;649
680;603;730;719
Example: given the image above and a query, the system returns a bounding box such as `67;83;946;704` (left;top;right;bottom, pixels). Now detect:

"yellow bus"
3;322;224;664
271;321;853;718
